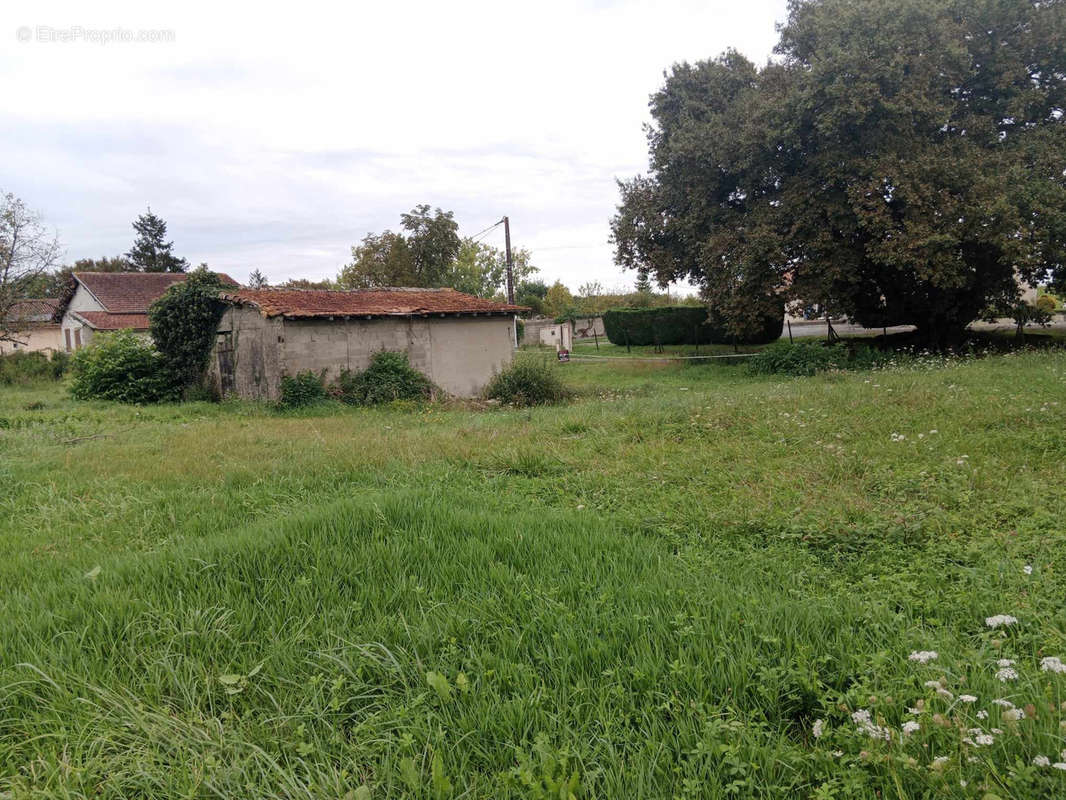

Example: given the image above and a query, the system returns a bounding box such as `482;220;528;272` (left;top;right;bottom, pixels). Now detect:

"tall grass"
1;350;1066;796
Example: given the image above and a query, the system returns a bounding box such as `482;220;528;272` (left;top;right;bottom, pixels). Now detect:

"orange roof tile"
221;287;527;318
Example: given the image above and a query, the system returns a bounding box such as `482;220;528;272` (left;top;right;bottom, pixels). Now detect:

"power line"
467;219;504;243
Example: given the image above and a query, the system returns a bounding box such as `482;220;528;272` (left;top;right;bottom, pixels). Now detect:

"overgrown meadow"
2;349;1066;798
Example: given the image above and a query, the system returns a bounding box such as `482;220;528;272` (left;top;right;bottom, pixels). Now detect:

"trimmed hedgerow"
603;306;707;347
70;331;178;404
603;305;784;347
485;358;570;406
336;351;434;406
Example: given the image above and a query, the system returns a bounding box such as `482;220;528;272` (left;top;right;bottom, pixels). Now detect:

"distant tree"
1;192;62;345
401;205;461;287
75;255;131;272
444;240;539;297
339;205;462;289
516;279;549;315
612;0;1066;347
543;281;575;319
279;277;337;290
248;268;268;289
339;231;414;289
126;208;188;273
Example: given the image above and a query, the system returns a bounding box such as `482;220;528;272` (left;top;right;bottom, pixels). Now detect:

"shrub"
279;371;328;408
1035;294;1056;314
69;331;178;403
747;342;848;376
516;319;525;343
336;351;434;406
485;358;570;406
0;350;70;386
148;266;228;392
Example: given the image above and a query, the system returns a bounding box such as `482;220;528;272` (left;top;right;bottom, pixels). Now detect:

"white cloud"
1;0;787;289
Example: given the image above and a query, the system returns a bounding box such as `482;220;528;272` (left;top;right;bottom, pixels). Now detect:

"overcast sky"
3;1;788;292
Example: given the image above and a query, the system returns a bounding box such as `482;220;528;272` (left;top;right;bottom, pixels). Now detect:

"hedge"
603;305;783;347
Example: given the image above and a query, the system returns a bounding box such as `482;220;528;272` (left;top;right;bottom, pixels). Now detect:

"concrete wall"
207;306;285;401
209;309;515;400
0;325;64;355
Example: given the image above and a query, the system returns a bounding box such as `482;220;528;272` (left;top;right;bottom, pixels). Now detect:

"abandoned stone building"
209;287;526;400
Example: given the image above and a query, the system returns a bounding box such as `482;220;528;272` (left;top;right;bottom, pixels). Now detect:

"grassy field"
2;349;1066;798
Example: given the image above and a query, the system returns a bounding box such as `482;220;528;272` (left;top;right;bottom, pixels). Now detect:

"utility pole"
502;215;515;305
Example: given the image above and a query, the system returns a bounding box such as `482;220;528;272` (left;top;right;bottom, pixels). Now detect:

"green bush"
747;342;848;376
1035;294;1056;314
69;331;178;403
279;371;328;408
336;351;434;406
516;319;525;343
0;350;70;386
485;358;570;406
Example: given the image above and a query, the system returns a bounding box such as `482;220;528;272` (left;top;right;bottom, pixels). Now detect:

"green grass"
2;349;1066;797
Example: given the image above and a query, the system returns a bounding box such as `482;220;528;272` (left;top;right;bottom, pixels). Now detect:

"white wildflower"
996;658;1015;668
992;698;1014;708
1023;565;1033;575
902;720;921;735
931;756;949;769
985;614;1018;629
995;667;1019;682
974;733;995;746
936;688;954;700
812;719;825;738
924;680;943;690
1002;708;1025;721
991;728;1004;735
909;650;938;664
1040;656;1066;674
958;694;977;703
1054;763;1066;771
1034;755;1051;767
851;708;891;741
976;710;988;719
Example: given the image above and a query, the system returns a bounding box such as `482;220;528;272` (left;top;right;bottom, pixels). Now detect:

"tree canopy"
611;0;1066;346
339;205;460;289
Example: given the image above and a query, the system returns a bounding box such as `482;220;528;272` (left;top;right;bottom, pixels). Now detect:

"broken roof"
220;287;527;319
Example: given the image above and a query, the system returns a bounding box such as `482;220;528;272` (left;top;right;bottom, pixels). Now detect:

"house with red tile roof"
0;298;63;355
210;287;526;399
57;271;238;351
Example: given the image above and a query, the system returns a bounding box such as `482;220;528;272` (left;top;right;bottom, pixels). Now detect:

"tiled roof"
5;298;59;324
74;271;239;313
71;312;152;331
220;288;527;318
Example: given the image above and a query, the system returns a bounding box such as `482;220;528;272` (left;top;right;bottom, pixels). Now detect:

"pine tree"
248;268;268;289
126;208;188;273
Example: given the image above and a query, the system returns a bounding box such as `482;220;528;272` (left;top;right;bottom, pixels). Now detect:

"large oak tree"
612;0;1066;346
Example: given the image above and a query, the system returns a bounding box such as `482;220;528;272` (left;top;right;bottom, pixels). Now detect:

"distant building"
0;299;63;355
209;287;526;400
56;271;237;351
